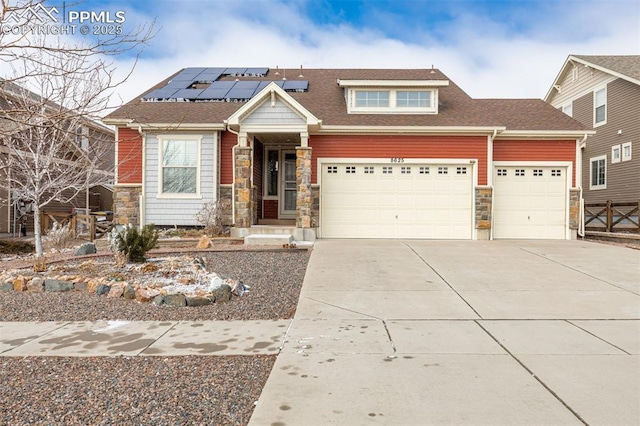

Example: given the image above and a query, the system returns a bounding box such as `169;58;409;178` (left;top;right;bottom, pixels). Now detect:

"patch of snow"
93;320;130;332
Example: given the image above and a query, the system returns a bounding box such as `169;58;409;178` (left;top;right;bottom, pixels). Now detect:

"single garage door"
493;166;567;239
321;162;473;239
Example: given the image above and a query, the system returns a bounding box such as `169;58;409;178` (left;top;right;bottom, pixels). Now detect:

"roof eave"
497;130;595;140
316;125;506;135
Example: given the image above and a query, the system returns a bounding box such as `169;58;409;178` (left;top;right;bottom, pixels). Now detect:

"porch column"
234;146;253;228
475;186;492;240
296;146;313;228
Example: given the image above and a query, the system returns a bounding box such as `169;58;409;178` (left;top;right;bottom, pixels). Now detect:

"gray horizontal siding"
144;133;217;226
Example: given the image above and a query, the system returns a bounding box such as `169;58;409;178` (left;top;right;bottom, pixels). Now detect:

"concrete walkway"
2;239;639;425
249;240;640;426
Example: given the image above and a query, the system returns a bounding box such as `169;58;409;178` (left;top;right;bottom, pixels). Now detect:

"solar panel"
196;70;223;82
254;81;271;93
245;67;269;76
172;67;207;81
282;80;309;91
196;81;236;100
171;88;204;99
143;88;179;99
223;67;247;76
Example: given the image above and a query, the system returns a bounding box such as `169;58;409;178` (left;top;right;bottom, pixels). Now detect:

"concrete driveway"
250;240;640;426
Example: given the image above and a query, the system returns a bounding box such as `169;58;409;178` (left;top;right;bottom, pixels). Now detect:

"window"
594;87;606;125
266;150;279;195
327;166;338;174
438;166;448;175
419;166;429;174
364;166;374;174
551;169;562;177
612;145;621;164
497;169;507;176
161;139;198;194
76;126;89;151
355;91;389;108
401;166;411;174
533;169;543;177
396;91;431;108
622;142;632;161
346;166;356;174
560;103;572;117
383;166;393;174
456;167;467;175
590;156;606;189
515;169;525;177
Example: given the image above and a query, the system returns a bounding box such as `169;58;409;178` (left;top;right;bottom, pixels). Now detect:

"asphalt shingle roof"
106;68;586;132
572;55;640;82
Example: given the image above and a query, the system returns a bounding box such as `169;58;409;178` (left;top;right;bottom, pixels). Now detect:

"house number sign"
390;158;405;163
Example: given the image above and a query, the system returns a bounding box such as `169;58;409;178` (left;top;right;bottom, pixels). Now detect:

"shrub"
107;224;159;263
44;222;74;252
195;199;230;236
0;239;34;254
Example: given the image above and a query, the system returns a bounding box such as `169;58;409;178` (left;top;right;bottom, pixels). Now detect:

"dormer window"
338;79;447;114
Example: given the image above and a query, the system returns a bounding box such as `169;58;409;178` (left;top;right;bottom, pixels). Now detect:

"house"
103;67;591;240
545;55;640;207
0;80;115;235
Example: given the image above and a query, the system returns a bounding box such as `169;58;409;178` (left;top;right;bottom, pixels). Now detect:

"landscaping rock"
186;296;212;307
27;277;44;292
74;243;96;256
96;284;111;296
212;284;232;303
136;288;159;303
123;285;136;300
164;294;187;307
196;235;212;249
0;282;14;292
13;275;27;292
108;286;124;298
74;282;88;292
44;279;74;292
153;295;164;306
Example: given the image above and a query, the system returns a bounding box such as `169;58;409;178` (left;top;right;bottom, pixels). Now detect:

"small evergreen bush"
108;224;159;263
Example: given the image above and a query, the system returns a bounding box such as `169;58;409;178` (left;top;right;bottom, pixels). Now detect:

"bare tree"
0;1;155;256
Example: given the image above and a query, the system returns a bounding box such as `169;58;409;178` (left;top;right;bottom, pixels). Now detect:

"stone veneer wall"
569;189;580;231
310;185;320;228
219;185;233;226
475;186;492;240
234;147;253;228
296;147;312;228
113;186;142;225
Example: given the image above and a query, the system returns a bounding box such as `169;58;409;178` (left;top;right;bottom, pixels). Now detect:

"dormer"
337;78;449;114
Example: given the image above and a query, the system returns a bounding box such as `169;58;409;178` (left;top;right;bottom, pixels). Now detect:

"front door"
280;151;297;218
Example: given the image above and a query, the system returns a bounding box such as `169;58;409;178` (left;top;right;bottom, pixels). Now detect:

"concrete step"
244;234;293;246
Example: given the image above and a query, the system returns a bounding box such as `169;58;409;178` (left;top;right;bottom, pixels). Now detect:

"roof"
106;67;587;133
571;55;640;83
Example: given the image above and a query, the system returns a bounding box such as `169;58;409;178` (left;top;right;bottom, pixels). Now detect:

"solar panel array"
142;67;309;102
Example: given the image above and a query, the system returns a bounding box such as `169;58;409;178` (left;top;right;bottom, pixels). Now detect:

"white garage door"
321;162;473;239
493;166;567;239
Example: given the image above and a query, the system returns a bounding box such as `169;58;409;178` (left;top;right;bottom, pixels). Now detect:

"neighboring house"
0;80;115;235
104;67;591;240
545;55;640;206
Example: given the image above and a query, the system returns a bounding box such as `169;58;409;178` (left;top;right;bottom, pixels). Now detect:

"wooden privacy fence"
40;211;114;241
584;201;640;233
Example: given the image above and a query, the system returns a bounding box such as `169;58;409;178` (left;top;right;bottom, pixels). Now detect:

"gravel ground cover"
0;249;310;425
1;355;274;425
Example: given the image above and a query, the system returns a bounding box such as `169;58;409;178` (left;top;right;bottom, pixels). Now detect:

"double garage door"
321;162;473;239
320;162;569;240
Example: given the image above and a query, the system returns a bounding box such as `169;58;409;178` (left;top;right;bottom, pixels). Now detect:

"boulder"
96;284;111;296
108;285;124;298
27;277;44;292
123;285;136;300
135;288;159;302
186;296;212;307
74;242;97;256
212;284;232;303
13;275;27;292
153;295;164;306
74;282;88;292
44;279;74;292
0;282;14;292
164;294;187;307
196;235;212;249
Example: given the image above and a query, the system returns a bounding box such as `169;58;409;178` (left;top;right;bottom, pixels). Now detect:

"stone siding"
234;147;253;228
475;186;492;230
296;147;312;228
113;186;142;225
311;185;320;228
569;189;580;230
219;185;233;226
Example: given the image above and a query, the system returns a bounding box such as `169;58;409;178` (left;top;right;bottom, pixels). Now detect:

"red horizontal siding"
493;140;577;186
220;131;237;185
309;135;488;185
117;127;142;184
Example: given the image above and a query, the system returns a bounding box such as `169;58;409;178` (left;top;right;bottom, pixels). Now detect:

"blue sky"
20;0;640;105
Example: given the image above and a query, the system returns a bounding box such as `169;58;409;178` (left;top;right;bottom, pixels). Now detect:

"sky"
6;0;640;108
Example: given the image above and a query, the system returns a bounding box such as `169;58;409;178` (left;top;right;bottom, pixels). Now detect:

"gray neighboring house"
545;55;640;205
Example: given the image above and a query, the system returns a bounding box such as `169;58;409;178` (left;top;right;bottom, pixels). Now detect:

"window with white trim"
349;89;437;114
622;142;632;162
551;169;562;177
560;103;572;117
497;169;507;176
160;138;198;194
594;87;606;126
612;145;621;164
327;166;338;174
456;167;467;175
590;155;606;189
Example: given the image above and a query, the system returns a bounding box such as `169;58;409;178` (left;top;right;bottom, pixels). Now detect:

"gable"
242;98;306;125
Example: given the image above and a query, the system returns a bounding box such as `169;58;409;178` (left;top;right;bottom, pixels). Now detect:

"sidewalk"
0;320;290;356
